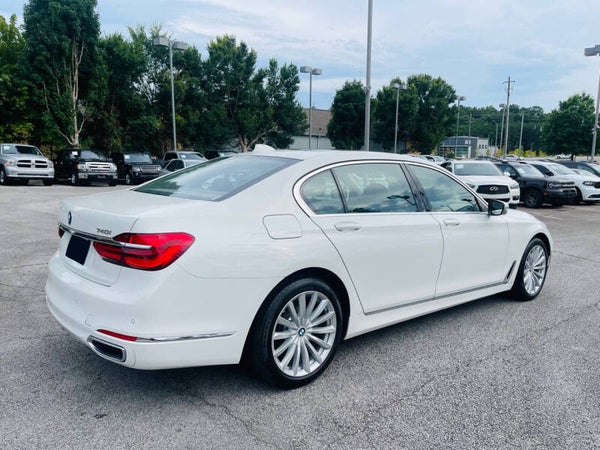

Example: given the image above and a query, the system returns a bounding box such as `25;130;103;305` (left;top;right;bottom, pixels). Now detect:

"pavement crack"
168;374;281;450
552;250;600;264
0;263;48;271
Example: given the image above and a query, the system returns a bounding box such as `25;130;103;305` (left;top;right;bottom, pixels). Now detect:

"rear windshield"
178;153;204;160
135;155;298;201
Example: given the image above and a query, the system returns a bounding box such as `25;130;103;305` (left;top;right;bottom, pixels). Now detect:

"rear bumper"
45;253;275;369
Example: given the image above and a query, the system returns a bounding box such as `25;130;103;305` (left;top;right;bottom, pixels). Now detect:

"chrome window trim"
59;223;152;250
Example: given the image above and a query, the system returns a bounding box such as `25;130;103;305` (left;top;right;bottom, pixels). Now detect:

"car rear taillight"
93;232;194;271
58;227;65;238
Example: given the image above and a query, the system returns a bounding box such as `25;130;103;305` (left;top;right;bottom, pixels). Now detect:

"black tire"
509;204;518;210
573;188;583;205
0;166;9;185
510;238;549;301
70;173;79;186
125;172;133;185
42;179;53;186
249;277;343;388
523;189;543;208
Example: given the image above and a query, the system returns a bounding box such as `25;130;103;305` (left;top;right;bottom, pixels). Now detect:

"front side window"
408;164;481;212
300;170;344;214
332;163;418;213
136;155;297;201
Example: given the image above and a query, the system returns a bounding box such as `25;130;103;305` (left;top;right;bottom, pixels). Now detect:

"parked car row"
0;144;238;187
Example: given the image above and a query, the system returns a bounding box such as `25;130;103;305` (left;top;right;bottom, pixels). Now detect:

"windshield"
76;150;108;161
547;163;575;175
454;162;502;176
136;155;298;201
2;145;43;156
515;165;544;177
179;153;204;160
124;153;153;163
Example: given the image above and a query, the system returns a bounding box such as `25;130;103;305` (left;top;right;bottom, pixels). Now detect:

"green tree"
23;0;102;147
327;80;366;150
541;93;594;155
372;78;418;151
204;36;304;151
0;14;35;142
408;74;456;153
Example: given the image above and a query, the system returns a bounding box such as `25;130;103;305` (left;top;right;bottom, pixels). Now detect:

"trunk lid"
58;189;200;286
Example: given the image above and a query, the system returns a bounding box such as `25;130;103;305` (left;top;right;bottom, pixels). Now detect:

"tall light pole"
585;44;600;161
518;111;525;158
391;82;407;153
455;95;466;158
494;122;498;155
503;76;515;157
364;0;373;151
153;37;189;152
300;66;322;150
499;103;506;155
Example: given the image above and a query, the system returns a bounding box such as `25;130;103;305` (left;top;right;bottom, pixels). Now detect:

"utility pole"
364;0;373;151
503;77;515;157
518;111;525;158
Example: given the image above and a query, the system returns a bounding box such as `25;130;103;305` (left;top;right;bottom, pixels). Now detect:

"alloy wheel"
523;244;547;296
271;290;337;378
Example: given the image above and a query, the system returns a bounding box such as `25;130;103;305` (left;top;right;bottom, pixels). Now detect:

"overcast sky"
1;0;599;112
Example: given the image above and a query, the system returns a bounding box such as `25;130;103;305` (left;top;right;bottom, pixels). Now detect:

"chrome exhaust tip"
87;336;126;362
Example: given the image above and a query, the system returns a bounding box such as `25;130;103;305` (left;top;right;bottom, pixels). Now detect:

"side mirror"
504;171;514;178
488;199;507;216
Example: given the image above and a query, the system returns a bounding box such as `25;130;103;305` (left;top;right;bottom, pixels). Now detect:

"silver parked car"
0;143;55;186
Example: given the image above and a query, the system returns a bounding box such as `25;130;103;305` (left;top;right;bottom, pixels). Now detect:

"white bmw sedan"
46;149;552;387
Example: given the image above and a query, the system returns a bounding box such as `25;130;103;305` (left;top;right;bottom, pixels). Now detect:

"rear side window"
333;163;418;213
136;155;297;201
300;170;345;214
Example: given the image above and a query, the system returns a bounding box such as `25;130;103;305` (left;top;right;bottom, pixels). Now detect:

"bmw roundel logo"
67;212;72;225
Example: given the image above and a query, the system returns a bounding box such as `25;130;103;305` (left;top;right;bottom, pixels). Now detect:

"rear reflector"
58;227;65;238
93;232;194;271
98;329;138;342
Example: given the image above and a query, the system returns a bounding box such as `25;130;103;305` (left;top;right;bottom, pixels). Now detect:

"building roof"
302;108;331;136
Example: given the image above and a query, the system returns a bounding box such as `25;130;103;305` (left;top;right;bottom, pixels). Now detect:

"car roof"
238;149;430;166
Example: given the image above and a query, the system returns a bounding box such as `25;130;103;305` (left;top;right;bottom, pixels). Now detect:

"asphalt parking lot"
1;182;599;449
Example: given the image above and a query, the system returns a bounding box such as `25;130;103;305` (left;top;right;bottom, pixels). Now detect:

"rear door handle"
442;219;460;227
334;222;362;232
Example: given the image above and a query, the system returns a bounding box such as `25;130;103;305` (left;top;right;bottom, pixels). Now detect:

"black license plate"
66;234;90;265
96;174;105;178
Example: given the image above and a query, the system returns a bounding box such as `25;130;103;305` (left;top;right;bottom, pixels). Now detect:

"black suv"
204;150;238;160
555;160;600;177
493;160;577;208
111;152;162;185
54;149;117;186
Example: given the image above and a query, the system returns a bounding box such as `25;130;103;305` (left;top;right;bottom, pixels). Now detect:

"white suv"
530;161;600;204
441;160;520;208
0;143;54;186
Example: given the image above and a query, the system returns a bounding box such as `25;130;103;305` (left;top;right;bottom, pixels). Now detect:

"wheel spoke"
274;337;295;357
276;316;297;330
300;339;311;373
307;325;336;335
273;330;297;340
287;302;300;326
309;299;328;323
298;293;307;324
307;333;332;350
309;310;335;328
306;293;318;318
305;339;323;364
279;339;297;367
291;341;301;376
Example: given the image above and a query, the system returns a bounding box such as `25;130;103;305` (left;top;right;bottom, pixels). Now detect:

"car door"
405;163;510;297
299;162;444;314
